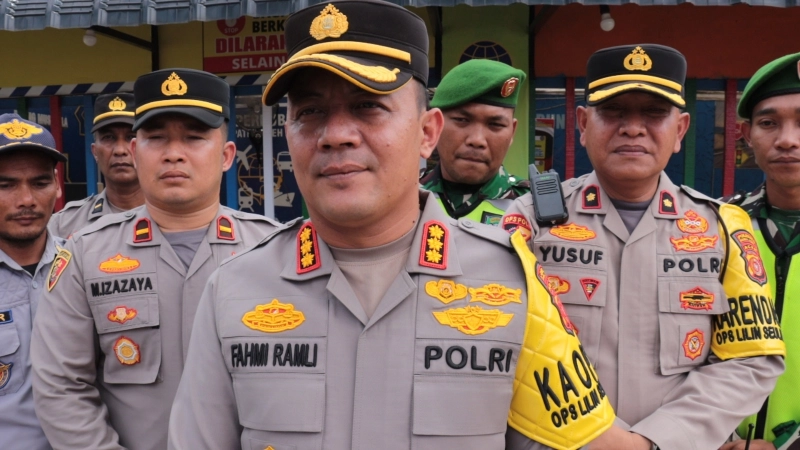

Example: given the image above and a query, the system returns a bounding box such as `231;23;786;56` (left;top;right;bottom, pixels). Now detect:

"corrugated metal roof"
1;0;797;31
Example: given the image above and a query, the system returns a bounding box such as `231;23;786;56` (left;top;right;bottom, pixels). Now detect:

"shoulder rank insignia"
0;119;43;140
432;305;513;336
99;254;140;273
92;197;104;213
580;278;600;301
113;337;141;365
0;310;12;324
670;234;718;252
0;361;12;389
582;185;601;209
133;218;152;243
501;214;531;241
468;283;522;306
242;299;305;333
47;246;72;292
659;190;677;215
677;209;708;234
545;276;570;295
624;46;652;72
419;220;448;269
731;230;767;286
550;223;596;241
310;4;349;40
680;286;714;310
161;72;187;96
425;279;467;304
682;329;705;360
500;77;519;97
107;306;138;324
217;215;235;240
297;222;321;274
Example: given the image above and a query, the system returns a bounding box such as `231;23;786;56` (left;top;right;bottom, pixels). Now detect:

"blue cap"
0;113;65;162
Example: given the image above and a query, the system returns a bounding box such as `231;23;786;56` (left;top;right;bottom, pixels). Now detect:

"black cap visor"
133;106;226;131
0;142;67;163
263;53;414;106
92;114;135;133
587;79;685;108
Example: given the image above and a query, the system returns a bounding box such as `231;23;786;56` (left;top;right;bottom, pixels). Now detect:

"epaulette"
70;207;141;240
221;217;301;266
58;195;96;213
456;217;513;248
720;189;748;206
561;173;591;198
221;206;284;227
680;185;723;205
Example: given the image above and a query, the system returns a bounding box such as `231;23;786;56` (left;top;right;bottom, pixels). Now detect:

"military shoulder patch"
419;220;448;269
502;214;532;241
0;361;12;389
133;218;152;243
217;215;235;240
297;222;321;274
47;246;72;291
731;230;767;286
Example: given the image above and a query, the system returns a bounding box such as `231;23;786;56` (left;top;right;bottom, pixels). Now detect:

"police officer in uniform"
169;2;614;449
420;59;529;225
31;69;281;450
49;93;144;238
503;44;786;450
720;52;800;450
0;114;66;450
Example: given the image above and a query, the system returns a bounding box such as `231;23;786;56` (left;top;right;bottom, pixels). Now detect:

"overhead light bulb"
83;29;97;47
599;6;615;32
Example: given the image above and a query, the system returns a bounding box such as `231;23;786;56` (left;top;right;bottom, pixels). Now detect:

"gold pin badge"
310;4;349;40
161;72;188;96
108;96;127;111
468;283;522;306
0;119;44;140
623;46;652;72
425;279;468;304
500;77;519;97
433;305;514;336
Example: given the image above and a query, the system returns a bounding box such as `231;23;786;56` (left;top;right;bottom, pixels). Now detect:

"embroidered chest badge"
731;230;767;286
420;221;448;269
113;337;141;365
501;214;532;241
680;287;715;311
0;361;12;389
580;278;600;301
670;234;719;252
107;306;138;324
432;305;513;336
550;223;596;241
545;276;570;296
677;210;709;234
682;329;705;360
99;254;140;274
47;246;72;291
242;299;305;333
425;280;467;304
297;223;321;274
468;283;522;306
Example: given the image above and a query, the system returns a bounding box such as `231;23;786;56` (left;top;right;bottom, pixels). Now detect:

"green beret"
430;59;526;109
738;52;800;119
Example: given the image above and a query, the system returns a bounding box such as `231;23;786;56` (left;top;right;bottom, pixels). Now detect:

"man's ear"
221;140;236;171
577;106;589;147
674;111;691;154
420;107;444;160
130;138;138;169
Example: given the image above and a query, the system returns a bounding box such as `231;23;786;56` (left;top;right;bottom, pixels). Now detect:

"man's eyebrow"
0;175;17;182
753;107;777;118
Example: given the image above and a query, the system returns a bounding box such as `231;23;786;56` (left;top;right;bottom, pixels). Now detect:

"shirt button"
32;281;39;289
570;180;579;187
462;219;474;228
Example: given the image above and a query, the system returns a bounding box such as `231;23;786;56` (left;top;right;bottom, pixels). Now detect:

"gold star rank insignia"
297;222;321;274
582;184;601;209
419;221;448;269
659;190;677;215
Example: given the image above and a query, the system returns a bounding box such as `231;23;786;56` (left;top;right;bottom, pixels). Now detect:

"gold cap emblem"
468;283;522;306
623;46;652;72
108;96;127;111
500;78;519;97
310;4;349;41
242;299;305;333
425;280;468;304
161;72;188;96
0;119;43;140
433;305;514;336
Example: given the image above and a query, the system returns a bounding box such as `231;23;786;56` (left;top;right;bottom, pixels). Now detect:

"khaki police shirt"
504;172;785;450
31;205;281;450
169;191;561;450
48;190;120;239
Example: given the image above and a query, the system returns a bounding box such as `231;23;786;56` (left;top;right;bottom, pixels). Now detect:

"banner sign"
204;17;288;75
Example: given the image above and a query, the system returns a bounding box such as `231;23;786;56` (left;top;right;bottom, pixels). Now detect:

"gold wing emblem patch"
242;299;305;333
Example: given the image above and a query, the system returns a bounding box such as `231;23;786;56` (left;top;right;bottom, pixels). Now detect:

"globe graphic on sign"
459;41;512;65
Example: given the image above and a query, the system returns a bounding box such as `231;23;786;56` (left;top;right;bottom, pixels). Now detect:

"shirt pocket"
233;372;325;433
89;294;162;384
0;320;23;395
657;279;726;376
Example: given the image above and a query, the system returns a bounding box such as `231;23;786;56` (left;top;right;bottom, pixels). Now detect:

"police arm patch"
47;246;72;291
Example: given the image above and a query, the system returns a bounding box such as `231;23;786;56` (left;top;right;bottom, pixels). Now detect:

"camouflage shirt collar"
420;164;527;209
738;183;769;219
